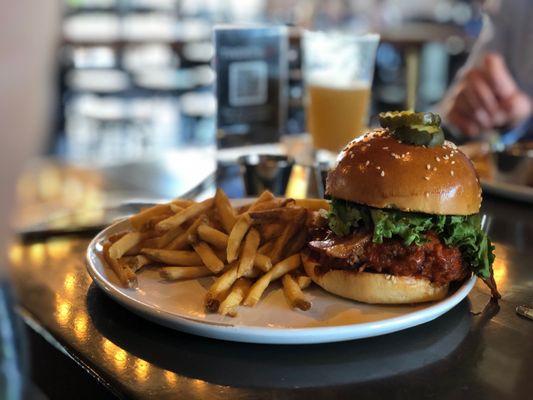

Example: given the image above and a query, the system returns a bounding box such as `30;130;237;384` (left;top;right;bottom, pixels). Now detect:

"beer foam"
306;74;370;91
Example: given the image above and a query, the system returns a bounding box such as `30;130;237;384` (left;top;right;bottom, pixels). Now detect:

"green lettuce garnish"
327;198;495;279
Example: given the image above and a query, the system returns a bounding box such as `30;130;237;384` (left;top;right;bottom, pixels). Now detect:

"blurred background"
41;0;481;165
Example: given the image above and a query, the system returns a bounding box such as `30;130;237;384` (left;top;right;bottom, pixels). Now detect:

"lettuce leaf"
327;198;495;279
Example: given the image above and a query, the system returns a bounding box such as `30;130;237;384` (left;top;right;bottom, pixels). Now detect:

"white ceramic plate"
86;202;476;345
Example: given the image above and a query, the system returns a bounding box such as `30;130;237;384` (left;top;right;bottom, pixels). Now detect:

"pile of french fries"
99;189;329;317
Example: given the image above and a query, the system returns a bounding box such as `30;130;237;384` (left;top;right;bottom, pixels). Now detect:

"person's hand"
443;53;531;137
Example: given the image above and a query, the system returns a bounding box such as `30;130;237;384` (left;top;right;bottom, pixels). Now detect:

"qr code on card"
229;60;268;107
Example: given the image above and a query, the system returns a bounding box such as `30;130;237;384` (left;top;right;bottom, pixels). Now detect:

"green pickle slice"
394;124;445;147
379;111;441;130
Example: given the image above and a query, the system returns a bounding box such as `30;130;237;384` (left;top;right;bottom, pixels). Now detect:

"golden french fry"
141;249;202;265
247;190;275;211
214;188;237;234
242;268;260;279
237;228;260;276
243;253;301;307
247;198;294;212
249;208;301;223
218;278;251;317
192;242;224;273
257;223;285;241
157;198;214;232
284;228;307;257
169;204;184;213
129;203;172;230
102;242;137;288
296;275;312;289
269;209;306;263
160;266;213;280
109;232;143;260
122;255;152;272
171;199;195;208
253;253;272;272
282;274;311;311
141;225;184;249
205;264;239;312
258;240;274;255
139;213;175;232
197;224;228;249
108;231;128;244
165;216;205;250
293;198;330;212
227;213;252;262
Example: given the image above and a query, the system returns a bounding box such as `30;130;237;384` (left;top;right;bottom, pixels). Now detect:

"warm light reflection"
73;314;88;341
55;296;72;326
8;245;24;266
29;243;46;266
191;378;207;395
492;245;509;287
285;165;309;199
46;239;72;259
102;338;129;371
164;370;178;385
63;272;77;293
134;359;150;382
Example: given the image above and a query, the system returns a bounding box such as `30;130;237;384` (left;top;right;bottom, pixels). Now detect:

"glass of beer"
303;31;380;152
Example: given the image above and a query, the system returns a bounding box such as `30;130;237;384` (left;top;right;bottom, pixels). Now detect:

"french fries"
243;254;301;307
141;249;202;265
165;216;205;250
226;213;252;262
214;189;236;233
169;204;184;213
100;189;323;316
253;253;272;272
141;226;184;249
102;243;138;288
122;255;152;272
197;224;228;249
284;229;307;258
205;265;239;312
129;204;171;231
249;207;302;224
160;266;213;280
237;228;260;276
269;209;306;263
218;278;251;317
109;232;143;260
293;198;330;212
258;240;274;255
247;190;275;211
191;242;224;273
282;274;311;311
296;275;312;289
156;198;214;232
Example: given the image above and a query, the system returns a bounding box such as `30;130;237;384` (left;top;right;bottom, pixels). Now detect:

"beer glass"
303;31;379;152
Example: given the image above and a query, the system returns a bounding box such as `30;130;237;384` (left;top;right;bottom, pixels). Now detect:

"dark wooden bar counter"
6;162;533;399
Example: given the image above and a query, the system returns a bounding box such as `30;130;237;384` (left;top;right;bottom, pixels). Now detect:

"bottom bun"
302;253;449;304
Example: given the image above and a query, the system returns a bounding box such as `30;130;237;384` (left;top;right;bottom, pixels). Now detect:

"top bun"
326;128;482;215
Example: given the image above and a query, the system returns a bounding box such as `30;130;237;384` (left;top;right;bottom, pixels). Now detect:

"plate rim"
86;213;476;344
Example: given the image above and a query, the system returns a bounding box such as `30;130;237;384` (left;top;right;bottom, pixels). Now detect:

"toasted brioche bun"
302;253;449;304
326;129;482;215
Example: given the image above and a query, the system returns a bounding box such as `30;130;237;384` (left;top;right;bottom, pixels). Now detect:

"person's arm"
439;2;531;138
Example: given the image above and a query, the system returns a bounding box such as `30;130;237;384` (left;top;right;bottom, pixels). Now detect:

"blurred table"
380;22;472;110
7;159;533;399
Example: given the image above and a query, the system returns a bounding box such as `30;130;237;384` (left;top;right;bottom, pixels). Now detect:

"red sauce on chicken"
308;229;468;285
365;232;467;284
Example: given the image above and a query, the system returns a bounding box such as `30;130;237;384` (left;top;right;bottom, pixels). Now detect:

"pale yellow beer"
307;83;371;152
